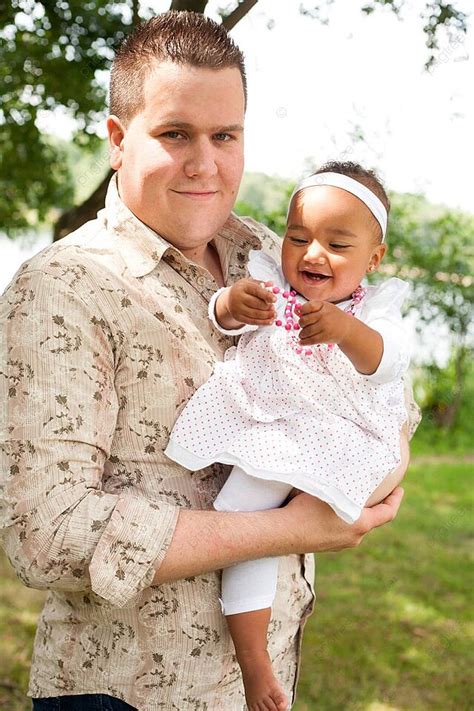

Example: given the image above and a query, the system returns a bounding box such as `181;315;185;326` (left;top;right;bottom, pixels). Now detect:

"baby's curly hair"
313;161;390;243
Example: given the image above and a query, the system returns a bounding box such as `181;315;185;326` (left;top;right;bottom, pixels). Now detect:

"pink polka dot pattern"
166;317;407;522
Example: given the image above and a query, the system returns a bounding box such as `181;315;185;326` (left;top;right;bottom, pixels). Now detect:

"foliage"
0;0;144;232
384;194;474;345
410;356;474;452
0;0;469;235
1;460;472;710
236;174;295;235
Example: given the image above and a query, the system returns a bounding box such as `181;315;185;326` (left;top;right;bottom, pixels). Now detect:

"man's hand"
297;300;352;346
281;486;405;553
215;279;277;330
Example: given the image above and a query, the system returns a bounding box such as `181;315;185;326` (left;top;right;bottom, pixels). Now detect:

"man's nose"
184;138;218;179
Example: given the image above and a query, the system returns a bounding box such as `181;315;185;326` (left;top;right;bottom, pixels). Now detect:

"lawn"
294;460;474;711
1;460;472;711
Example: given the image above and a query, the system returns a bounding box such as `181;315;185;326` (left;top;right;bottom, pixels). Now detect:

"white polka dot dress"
165;251;411;523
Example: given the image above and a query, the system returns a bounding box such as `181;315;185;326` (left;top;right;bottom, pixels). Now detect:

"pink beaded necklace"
270;284;367;357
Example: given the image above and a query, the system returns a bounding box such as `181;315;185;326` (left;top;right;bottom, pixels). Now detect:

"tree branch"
132;0;140;26
222;0;259;30
168;0;209;12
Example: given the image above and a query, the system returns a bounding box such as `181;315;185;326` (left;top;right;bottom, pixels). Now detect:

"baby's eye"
289;236;308;244
330;243;349;249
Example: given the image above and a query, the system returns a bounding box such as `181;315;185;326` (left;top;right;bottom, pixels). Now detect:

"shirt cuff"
89;494;179;607
208;287;258;336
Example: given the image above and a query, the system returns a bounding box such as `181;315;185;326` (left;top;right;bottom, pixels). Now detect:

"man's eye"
161;131;185;139
214;133;232;141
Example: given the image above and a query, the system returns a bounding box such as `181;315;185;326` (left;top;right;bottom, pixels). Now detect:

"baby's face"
282;185;386;303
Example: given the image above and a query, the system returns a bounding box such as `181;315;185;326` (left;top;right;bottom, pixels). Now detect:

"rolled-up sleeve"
0;269;178;607
363;316;411;385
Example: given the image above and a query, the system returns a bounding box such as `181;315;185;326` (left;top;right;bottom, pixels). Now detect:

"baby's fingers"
298;324;327;344
239;309;276;326
245;279;277;306
298;300;325;319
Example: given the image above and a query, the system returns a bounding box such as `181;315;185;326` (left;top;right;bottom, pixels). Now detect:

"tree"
385;194;474;428
0;0;468;239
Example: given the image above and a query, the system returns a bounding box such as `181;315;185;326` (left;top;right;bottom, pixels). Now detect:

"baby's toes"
273;688;289;711
260;697;279;711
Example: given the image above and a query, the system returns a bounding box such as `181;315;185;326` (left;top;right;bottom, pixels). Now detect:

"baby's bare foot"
238;649;289;711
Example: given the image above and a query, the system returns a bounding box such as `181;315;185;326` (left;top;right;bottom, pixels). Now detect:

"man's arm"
0;267;178;608
152;481;406;585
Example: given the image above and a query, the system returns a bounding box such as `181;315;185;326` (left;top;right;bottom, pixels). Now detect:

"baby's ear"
367;243;387;273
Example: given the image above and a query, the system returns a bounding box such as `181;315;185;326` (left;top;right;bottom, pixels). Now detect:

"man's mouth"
172;189;218;199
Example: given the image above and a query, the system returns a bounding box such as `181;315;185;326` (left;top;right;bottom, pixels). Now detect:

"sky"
2;0;471;364
229;0;473;214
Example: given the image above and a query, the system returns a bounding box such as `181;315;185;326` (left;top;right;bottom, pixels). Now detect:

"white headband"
288;172;388;242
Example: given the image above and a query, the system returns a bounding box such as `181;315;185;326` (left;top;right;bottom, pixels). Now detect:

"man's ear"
107;115;125;170
367;243;387;273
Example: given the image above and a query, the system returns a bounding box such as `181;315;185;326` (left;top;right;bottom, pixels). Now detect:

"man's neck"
181;242;225;288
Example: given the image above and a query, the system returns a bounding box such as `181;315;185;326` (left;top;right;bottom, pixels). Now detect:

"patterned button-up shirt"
0;176;317;710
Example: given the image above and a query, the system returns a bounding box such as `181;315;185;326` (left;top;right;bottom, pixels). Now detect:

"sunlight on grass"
384;592;443;625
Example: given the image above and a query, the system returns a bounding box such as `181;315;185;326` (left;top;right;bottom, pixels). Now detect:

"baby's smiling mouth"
300;270;331;282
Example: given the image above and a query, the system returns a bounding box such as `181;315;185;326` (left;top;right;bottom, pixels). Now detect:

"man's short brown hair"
109;11;247;124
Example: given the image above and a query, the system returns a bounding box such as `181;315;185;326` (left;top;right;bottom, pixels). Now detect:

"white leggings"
213;465;293;615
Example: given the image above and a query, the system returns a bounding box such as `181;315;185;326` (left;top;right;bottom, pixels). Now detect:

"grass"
294;461;474;711
0;460;472;711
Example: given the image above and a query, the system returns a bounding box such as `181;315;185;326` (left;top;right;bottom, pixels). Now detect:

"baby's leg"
214;466;292;711
365;425;410;507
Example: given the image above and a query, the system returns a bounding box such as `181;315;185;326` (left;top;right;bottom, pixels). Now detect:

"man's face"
108;61;245;251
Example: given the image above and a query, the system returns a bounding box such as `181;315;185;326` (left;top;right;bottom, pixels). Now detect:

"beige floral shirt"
0;176;317;710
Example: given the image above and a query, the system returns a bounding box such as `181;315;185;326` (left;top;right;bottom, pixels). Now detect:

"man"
0;12;416;711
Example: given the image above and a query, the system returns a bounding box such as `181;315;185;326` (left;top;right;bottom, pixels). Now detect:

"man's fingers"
358;486;405;534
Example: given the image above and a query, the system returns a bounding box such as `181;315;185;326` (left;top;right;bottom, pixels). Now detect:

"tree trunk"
53;169;114;242
169;0;209;12
222;0;258;30
132;0;140;26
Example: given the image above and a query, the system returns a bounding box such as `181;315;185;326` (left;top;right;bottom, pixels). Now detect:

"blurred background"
1;2;473;709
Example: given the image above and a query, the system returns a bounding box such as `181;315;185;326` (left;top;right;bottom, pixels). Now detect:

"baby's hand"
297;300;352;346
227;279;277;325
215;279;277;329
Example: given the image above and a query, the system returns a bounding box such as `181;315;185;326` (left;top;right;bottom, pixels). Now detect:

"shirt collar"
103;174;261;279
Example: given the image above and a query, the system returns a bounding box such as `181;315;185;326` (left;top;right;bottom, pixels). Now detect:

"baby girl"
165;161;411;711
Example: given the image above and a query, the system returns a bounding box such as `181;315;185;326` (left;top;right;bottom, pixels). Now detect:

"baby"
165;161;411;711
